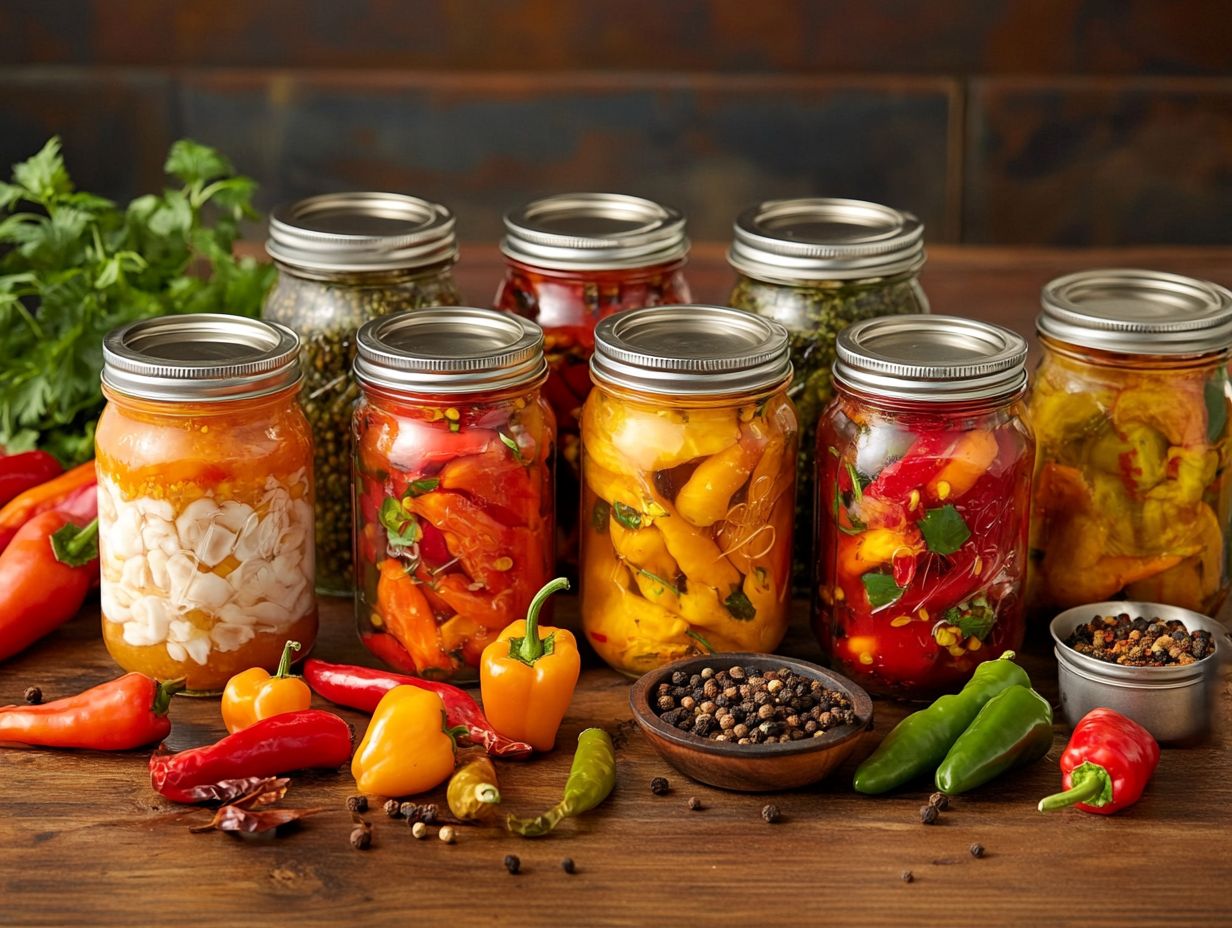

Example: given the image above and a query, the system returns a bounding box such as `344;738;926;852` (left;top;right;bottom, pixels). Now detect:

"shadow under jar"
96;315;317;695
728;198;929;593
494;193;692;577
264;193;462;596
579;305;798;678
816;315;1033;699
1027;269;1232;618
352;308;555;680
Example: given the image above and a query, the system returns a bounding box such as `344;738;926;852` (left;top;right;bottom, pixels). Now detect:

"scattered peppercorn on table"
2;246;1232;928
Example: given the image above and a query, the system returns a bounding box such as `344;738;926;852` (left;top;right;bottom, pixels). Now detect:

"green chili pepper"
506;727;616;838
934;685;1054;795
852;651;1031;795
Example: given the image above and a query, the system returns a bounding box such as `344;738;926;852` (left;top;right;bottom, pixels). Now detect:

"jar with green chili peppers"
263;193;462;595
728;198;929;590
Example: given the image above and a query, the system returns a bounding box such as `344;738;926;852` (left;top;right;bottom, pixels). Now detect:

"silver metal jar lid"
501;193;688;270
267;192;458;273
835;315;1027;403
1038;268;1232;356
102;314;302;402
729;197;925;283
591;305;791;396
354;307;547;395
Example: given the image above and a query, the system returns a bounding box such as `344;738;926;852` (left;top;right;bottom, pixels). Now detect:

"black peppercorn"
928;791;950;811
761;803;781;824
901;870;914;883
346;795;368;814
383;799;401;818
969;843;985;859
23;686;41;705
561;857;576;874
687;796;702;811
919;804;939;825
650;776;670;796
350;825;372;850
504;854;521;875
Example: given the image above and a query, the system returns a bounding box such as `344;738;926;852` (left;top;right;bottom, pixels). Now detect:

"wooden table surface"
3;246;1232;928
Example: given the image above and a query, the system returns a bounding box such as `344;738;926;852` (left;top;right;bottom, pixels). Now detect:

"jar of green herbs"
727;198;929;591
263;193;461;595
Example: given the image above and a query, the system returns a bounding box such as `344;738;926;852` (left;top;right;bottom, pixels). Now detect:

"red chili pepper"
0;451;63;508
0;673;179;750
303;658;532;759
863;432;953;501
149;709;353;804
0;511;99;662
1037;708;1160;815
0;460;97;553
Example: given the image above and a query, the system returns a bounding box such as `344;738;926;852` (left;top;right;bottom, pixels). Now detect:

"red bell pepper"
303;658;532;758
1038;707;1160;815
150;709;353;803
0;673;179;750
0;450;63;508
0;460;97;553
0;511;99;662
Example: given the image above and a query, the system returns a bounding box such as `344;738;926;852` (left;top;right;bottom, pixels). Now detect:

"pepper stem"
274;640;302;679
153;677;186;716
515;577;570;666
50;517;100;567
476;784;501;805
1038;763;1111;812
441;711;470;749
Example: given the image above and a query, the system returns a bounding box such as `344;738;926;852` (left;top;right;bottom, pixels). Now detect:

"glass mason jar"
494;193;692;576
352;307;555;680
96;315;317;695
1027;269;1232;618
728;198;929;591
263;193;462;596
579;305;798;677
816;315;1033;698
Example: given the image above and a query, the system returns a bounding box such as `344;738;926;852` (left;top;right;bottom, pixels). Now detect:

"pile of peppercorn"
1065;613;1215;667
653;665;857;744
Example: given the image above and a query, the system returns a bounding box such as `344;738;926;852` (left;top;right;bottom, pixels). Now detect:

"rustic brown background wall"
1;0;1229;245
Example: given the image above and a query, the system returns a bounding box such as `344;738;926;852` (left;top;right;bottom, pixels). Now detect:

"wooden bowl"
629;653;874;792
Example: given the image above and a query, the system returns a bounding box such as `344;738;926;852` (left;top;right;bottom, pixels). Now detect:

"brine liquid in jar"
579;305;798;677
352;307;555;680
264;192;461;596
816;315;1033;698
97;314;317;695
728;198;928;593
494;193;691;577
1027;269;1232;618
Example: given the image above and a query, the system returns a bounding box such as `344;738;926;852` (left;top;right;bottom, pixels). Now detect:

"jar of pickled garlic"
494;193;692;575
816;315;1032;698
728;198;929;591
264;192;461;596
97;314;317;694
1027;269;1232;617
579;305;797;677
352;307;555;679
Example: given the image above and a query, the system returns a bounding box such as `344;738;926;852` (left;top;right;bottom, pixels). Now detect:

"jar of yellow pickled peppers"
816;315;1033;698
352;308;555;680
1027;269;1232;617
579;305;797;676
97;314;317;694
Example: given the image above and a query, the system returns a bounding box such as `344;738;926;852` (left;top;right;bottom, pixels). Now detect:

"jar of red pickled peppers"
815;315;1033;698
352;307;555;680
494;193;692;573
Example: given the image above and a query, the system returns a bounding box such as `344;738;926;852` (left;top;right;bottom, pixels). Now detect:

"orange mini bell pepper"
351;685;466;797
480;577;579;752
220;640;311;734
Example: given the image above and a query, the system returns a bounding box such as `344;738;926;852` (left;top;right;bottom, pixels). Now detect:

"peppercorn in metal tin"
1050;600;1230;744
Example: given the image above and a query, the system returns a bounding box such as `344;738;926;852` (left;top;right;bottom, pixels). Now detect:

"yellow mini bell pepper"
351;685;464;797
220;640;310;734
480;578;580;752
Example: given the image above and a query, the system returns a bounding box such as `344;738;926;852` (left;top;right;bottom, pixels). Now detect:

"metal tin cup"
1050;601;1231;744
